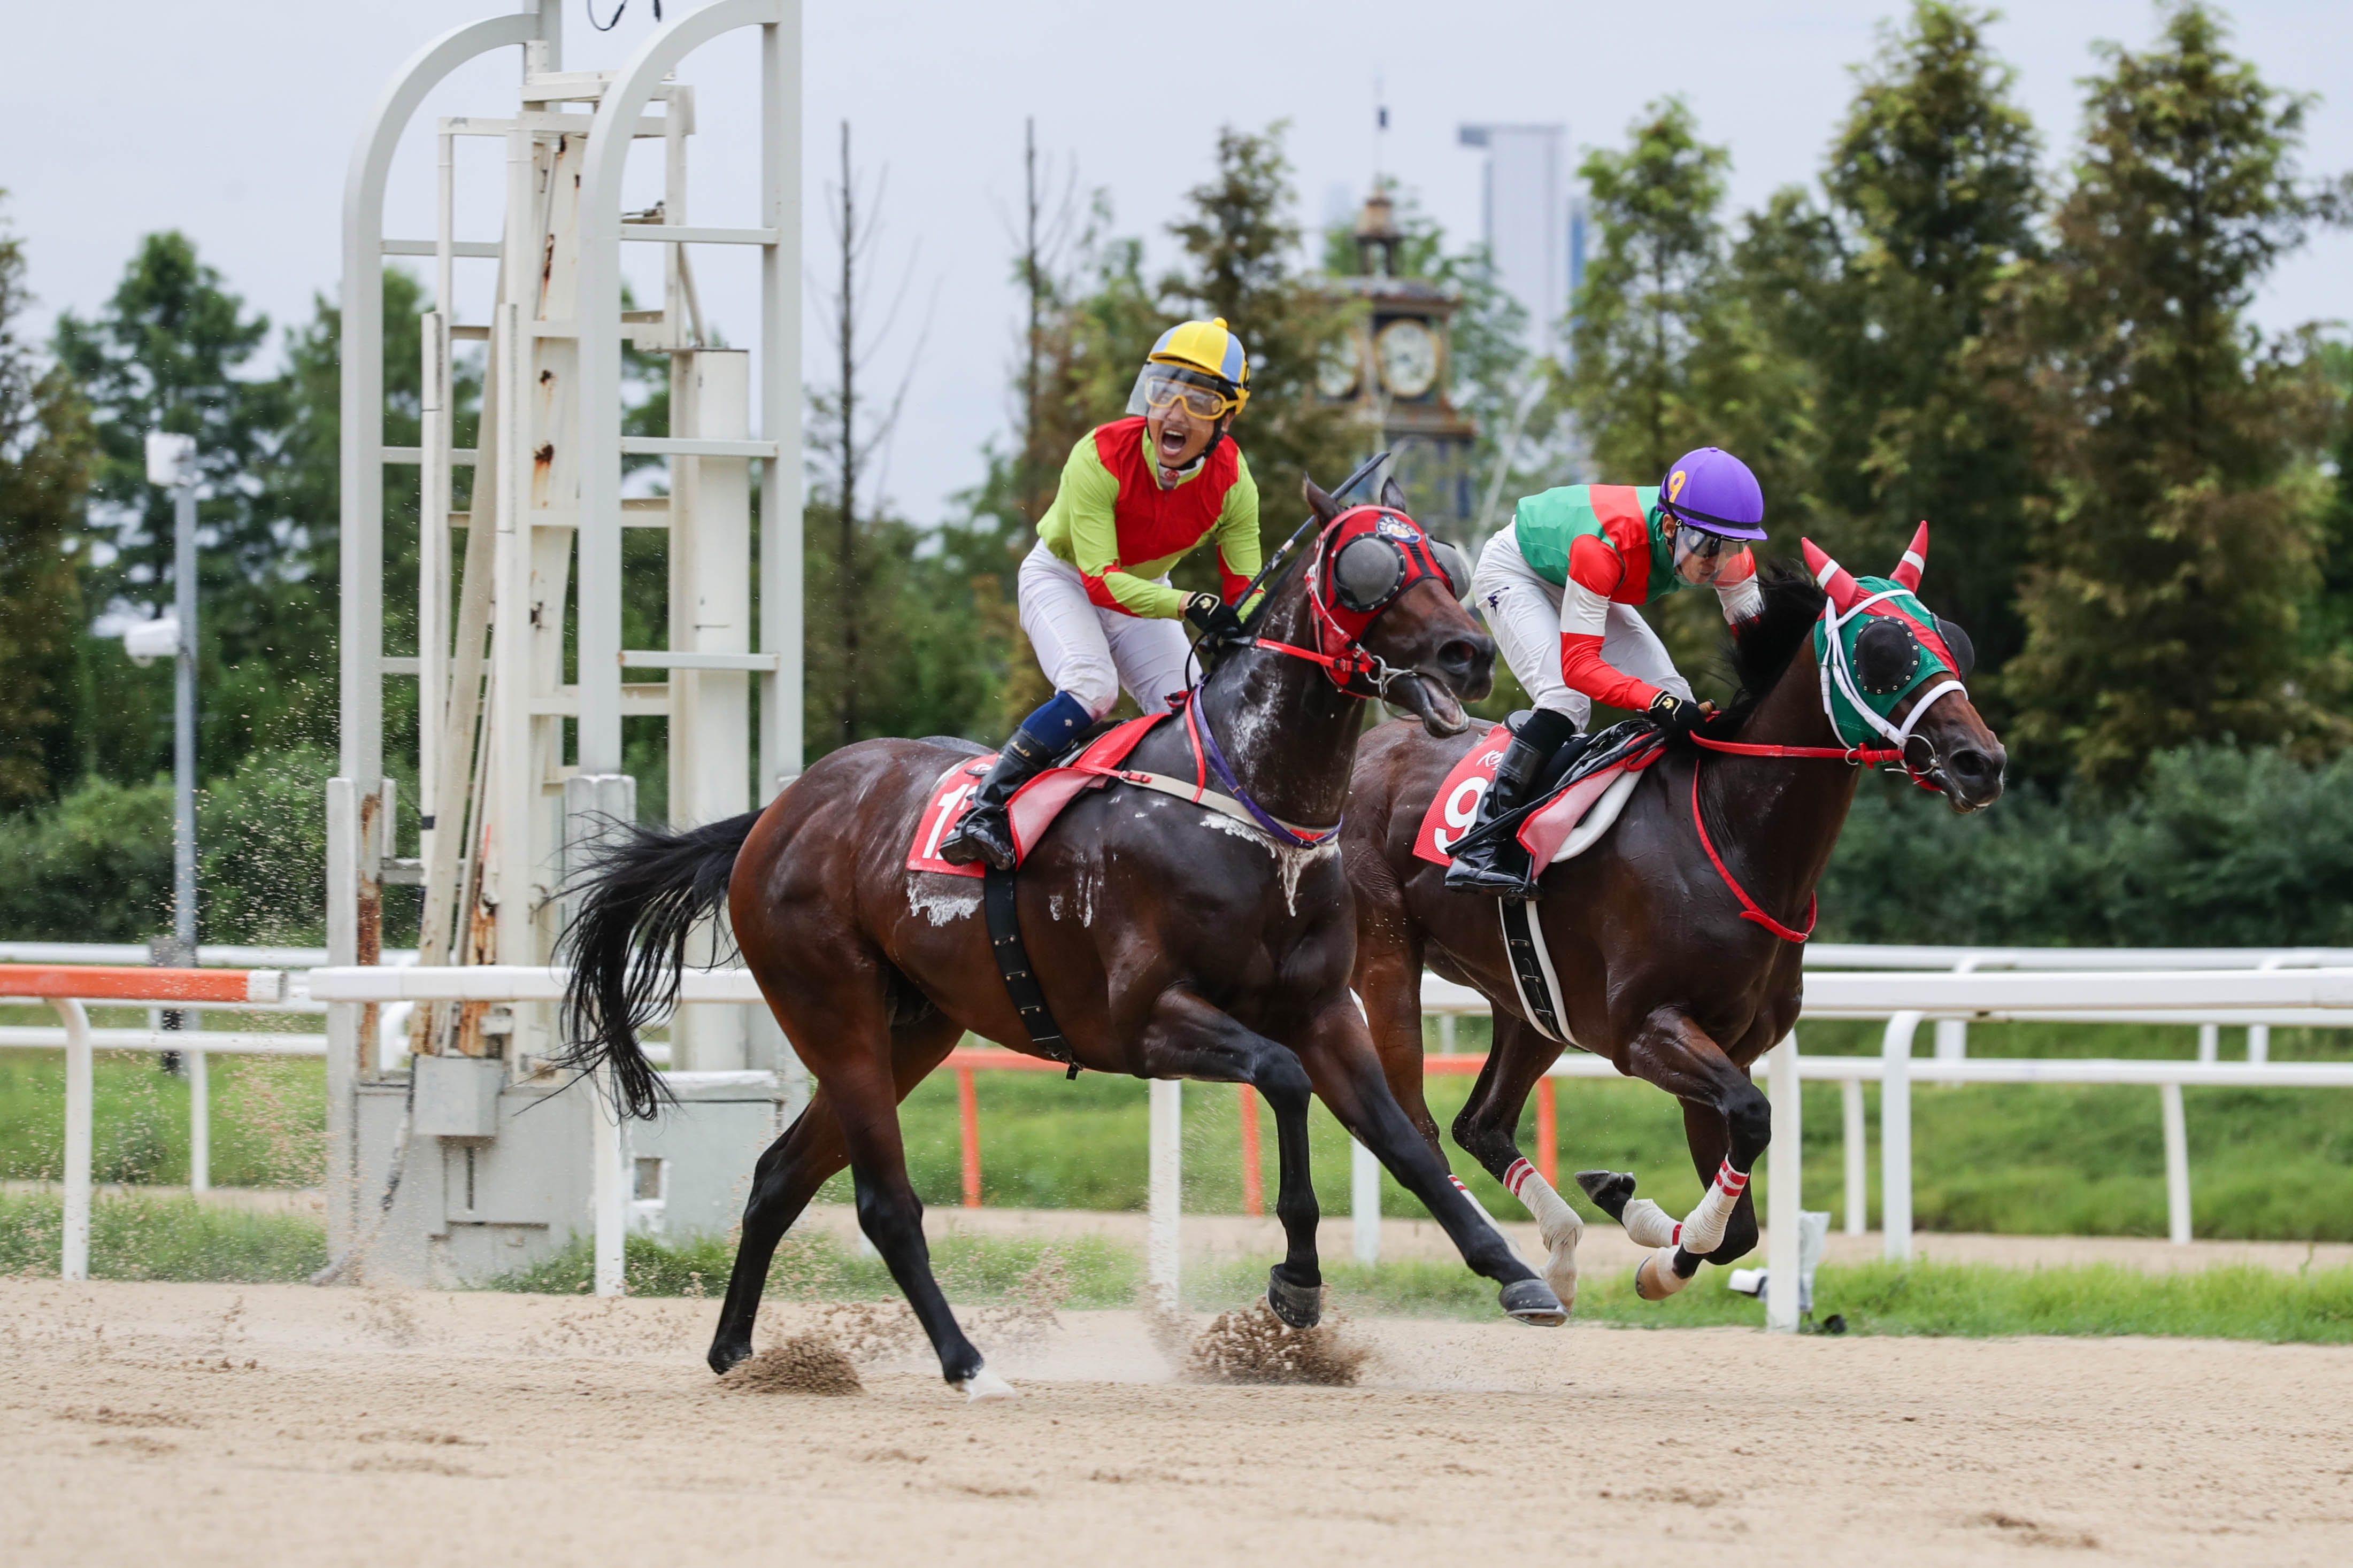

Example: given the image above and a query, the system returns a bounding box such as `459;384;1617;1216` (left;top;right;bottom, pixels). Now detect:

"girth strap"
981;865;1079;1078
1498;897;1567;1042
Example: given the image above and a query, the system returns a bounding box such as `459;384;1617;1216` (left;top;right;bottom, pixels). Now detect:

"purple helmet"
1659;447;1766;540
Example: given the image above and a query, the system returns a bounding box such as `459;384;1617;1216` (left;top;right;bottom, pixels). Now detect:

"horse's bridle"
1692;594;1966;797
1251;506;1463;702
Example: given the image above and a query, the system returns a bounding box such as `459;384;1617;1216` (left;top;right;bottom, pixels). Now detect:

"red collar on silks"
1256;505;1457;691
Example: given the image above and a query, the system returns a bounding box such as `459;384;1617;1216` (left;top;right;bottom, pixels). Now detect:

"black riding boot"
937;727;1060;871
1443;708;1580;898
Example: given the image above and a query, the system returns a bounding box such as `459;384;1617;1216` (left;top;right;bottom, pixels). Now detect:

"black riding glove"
1183;591;1247;646
1647;690;1711;736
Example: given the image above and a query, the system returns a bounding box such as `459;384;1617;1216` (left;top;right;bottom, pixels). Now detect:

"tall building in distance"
1457;122;1585;364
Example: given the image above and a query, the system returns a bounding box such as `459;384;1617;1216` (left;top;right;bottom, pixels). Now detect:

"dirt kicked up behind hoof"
1187;1300;1369;1386
722;1334;864;1396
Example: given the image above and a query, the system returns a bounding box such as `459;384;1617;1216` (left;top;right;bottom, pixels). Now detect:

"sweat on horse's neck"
1196;581;1366;829
1696;640;1862;920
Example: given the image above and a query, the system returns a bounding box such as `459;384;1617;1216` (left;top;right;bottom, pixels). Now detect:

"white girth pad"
1548;765;1644;865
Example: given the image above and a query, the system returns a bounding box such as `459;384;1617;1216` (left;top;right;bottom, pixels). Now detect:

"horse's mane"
1693;566;1826;741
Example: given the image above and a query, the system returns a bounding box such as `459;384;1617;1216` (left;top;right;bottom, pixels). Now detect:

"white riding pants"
1018;540;1196;720
1470;523;1691;728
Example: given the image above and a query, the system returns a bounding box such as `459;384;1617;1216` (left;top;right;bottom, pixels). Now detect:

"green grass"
484;1226;1142;1308
5;1192;2348;1345
0;1007;327;1189
5;1010;2347;1245
0;1191;328;1282
1202;1254;2353;1343
856;1016;2353;1242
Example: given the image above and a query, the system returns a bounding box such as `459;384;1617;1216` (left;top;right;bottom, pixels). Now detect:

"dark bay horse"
560;480;1564;1400
1342;535;2006;1309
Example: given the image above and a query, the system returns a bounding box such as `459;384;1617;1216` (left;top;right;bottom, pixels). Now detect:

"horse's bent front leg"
1581;1007;1769;1300
1449;1009;1585;1311
1295;1000;1562;1326
1133;989;1325;1326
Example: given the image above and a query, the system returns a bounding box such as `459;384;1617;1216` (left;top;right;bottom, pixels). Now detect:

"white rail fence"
9;953;2353;1331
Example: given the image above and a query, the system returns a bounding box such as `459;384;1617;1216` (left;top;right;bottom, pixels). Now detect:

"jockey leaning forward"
1443;446;1770;896
938;318;1260;870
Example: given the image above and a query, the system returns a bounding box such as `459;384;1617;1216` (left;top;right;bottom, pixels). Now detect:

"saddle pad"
906;714;1165;879
1412;725;1663;869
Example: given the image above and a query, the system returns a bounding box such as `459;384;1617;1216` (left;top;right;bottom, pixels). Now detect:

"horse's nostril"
1949;748;2001;789
1439;639;1480;673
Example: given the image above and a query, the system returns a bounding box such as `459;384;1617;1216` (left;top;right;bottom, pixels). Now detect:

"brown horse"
559;480;1565;1400
1342;536;2005;1308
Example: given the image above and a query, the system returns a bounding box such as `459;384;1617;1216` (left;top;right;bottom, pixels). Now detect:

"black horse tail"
558;810;762;1120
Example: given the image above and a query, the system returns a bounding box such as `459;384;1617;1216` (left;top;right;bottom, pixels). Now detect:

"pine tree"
1996;2;2350;786
0;198;94;810
1162;126;1359;535
1564;99;1799;685
1737;2;2043;673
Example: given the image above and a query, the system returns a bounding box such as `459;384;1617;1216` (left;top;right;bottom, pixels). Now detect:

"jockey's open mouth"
1151;405;1202;469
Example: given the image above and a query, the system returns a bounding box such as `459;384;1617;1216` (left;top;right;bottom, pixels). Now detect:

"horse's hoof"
1500;1278;1566;1326
959;1367;1019;1403
1267;1268;1323;1329
708;1341;753;1377
1575;1169;1636;1221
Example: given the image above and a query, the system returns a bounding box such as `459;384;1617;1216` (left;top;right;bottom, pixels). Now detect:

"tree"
0;196;94;810
1996;2;2351;786
1565;99;1799;685
1161;126;1359;537
1738;2;2043;675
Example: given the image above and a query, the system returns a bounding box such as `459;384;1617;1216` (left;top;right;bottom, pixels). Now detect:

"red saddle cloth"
1412;724;1664;869
906;713;1168;879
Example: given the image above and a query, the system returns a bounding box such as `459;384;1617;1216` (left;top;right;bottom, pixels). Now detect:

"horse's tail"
557;810;762;1120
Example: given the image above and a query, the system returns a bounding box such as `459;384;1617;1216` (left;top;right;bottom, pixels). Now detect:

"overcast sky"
7;1;2348;522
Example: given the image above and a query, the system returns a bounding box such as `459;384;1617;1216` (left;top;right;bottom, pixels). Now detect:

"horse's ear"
1802;538;1866;611
1303;477;1342;523
1378;475;1409;513
1891;521;1929;592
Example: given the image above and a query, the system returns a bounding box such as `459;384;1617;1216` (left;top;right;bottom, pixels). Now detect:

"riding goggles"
1668;522;1751;586
1136;368;1239;422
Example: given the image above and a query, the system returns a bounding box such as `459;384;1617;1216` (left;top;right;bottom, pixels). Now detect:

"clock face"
1315;337;1362;400
1375;317;1440;399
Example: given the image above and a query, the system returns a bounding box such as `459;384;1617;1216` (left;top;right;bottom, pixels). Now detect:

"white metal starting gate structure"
329;0;804;1285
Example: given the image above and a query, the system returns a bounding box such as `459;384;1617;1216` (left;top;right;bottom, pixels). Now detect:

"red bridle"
1252;505;1457;696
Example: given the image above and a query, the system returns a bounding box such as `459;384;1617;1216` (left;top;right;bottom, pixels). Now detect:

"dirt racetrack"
4;1279;2348;1566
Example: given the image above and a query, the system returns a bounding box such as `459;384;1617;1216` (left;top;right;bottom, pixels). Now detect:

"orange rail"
0;964;283;1003
941;1047;1562;1209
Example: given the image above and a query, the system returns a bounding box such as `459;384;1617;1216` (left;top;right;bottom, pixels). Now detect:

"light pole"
141;432;200;1011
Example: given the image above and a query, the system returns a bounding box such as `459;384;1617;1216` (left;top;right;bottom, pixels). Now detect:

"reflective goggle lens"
1143;376;1232;419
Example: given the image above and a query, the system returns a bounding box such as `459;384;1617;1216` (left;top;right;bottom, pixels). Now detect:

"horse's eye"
1854;617;1922;696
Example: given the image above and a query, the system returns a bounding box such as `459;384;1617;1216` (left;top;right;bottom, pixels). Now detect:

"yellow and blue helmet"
1128;317;1250;420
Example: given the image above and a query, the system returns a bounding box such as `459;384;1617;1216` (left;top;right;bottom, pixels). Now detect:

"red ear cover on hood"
1891;522;1929;592
1801;538;1866;612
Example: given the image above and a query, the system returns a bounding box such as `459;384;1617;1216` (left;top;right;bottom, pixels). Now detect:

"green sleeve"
1213;453;1263;607
1046;436;1183;617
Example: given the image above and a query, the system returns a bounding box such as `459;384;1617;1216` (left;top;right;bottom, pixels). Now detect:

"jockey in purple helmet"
1445;447;1770;897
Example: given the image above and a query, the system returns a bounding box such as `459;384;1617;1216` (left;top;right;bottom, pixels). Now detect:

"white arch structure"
332;1;802;1268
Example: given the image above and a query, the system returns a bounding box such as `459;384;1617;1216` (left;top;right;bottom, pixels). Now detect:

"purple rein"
1183;690;1343;850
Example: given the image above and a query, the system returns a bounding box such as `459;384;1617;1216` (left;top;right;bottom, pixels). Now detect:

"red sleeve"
1217;557;1250;605
1565;533;1626;597
1559;632;1665;712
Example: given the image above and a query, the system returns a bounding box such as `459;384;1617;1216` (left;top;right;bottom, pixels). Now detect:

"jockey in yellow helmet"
939;318;1260;870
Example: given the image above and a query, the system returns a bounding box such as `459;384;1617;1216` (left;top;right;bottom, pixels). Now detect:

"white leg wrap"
960;1367;1019;1403
1500;1160;1582;1311
1633;1245;1690;1301
1620;1198;1679;1249
1677;1159;1750;1258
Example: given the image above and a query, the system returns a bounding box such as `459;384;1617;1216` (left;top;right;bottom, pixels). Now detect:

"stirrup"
938;807;1014;871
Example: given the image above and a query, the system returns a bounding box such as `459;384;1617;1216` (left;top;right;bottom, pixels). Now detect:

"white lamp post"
141;431;201;987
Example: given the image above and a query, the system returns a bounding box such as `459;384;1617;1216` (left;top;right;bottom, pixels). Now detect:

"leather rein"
1680;607;1969;944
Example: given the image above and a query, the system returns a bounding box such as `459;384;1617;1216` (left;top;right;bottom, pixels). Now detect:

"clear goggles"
1668;519;1747;583
1133;368;1237;422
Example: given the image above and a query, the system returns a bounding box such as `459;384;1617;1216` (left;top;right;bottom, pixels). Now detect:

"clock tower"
1318;185;1480;534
